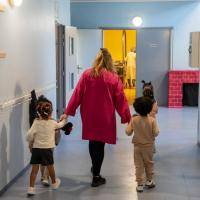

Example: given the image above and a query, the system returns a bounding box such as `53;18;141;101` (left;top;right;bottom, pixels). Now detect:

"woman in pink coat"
61;48;131;187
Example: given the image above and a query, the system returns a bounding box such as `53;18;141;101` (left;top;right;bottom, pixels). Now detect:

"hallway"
0;107;199;200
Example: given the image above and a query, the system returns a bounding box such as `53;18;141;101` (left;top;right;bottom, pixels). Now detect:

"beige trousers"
134;146;154;185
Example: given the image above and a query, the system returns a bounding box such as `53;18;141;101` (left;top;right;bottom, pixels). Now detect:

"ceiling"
71;0;198;2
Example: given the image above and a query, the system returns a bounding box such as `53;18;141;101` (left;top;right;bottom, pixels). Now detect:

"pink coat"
65;68;131;144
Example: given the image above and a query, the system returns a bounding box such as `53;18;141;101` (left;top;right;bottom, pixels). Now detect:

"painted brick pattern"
168;70;199;108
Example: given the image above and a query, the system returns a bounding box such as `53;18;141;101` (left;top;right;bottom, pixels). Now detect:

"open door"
77;29;102;77
56;23;66;118
65;26;78;103
64;28;102;104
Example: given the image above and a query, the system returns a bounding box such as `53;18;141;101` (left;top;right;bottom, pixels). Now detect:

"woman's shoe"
91;176;106;187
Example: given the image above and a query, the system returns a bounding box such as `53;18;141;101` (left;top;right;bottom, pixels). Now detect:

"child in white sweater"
26;99;67;196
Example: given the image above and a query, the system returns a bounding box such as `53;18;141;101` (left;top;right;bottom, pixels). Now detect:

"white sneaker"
42;179;50;187
52;178;61;190
145;180;156;189
27;187;35;196
136;185;144;193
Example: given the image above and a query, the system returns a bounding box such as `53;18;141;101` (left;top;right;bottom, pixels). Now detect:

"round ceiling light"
9;0;23;7
132;16;143;27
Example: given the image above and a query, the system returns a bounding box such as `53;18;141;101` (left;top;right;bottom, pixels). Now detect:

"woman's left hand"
60;114;68;121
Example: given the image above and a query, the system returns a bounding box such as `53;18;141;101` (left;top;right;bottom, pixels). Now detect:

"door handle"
77;65;83;74
77;65;83;70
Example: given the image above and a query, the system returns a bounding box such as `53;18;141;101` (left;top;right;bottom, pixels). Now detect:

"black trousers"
89;140;105;176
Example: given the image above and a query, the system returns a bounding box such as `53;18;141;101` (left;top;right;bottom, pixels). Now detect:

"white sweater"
26;118;67;149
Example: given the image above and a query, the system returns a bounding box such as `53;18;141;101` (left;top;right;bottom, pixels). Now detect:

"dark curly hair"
36;95;53;120
133;97;153;116
37;95;52;105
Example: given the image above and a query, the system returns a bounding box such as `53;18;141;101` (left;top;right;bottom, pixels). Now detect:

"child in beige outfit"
142;83;159;153
126;97;159;192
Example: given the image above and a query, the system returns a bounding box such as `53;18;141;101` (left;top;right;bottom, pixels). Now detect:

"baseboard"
0;164;30;196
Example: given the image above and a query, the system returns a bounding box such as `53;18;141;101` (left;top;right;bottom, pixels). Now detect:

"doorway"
77;28;171;106
103;29;137;105
55;23;66;118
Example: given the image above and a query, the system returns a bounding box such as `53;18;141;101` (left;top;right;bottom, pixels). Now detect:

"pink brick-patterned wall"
168;70;199;108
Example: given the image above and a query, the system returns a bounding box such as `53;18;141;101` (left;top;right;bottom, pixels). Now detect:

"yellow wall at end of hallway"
103;30;123;61
126;30;137;54
103;30;137;61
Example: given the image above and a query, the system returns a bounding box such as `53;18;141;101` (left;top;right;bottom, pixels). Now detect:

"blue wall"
71;2;200;69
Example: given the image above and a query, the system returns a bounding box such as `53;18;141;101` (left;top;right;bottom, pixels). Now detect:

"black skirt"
30;148;54;166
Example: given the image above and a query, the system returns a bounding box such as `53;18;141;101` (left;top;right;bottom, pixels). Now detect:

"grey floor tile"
189;198;200;200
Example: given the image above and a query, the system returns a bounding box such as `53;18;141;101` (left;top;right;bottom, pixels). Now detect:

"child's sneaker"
136;185;144;193
52;178;61;190
42;178;50;187
27;187;35;196
91;176;106;187
145;180;156;189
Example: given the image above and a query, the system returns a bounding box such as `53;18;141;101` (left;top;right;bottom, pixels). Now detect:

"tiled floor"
0;107;199;200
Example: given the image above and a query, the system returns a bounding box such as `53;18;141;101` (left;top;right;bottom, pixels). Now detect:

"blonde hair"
91;48;115;77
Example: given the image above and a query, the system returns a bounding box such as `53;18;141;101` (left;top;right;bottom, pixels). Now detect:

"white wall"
0;0;70;191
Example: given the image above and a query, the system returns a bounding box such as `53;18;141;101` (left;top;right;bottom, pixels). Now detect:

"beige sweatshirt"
26;118;67;149
149;101;158;118
126;115;159;147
